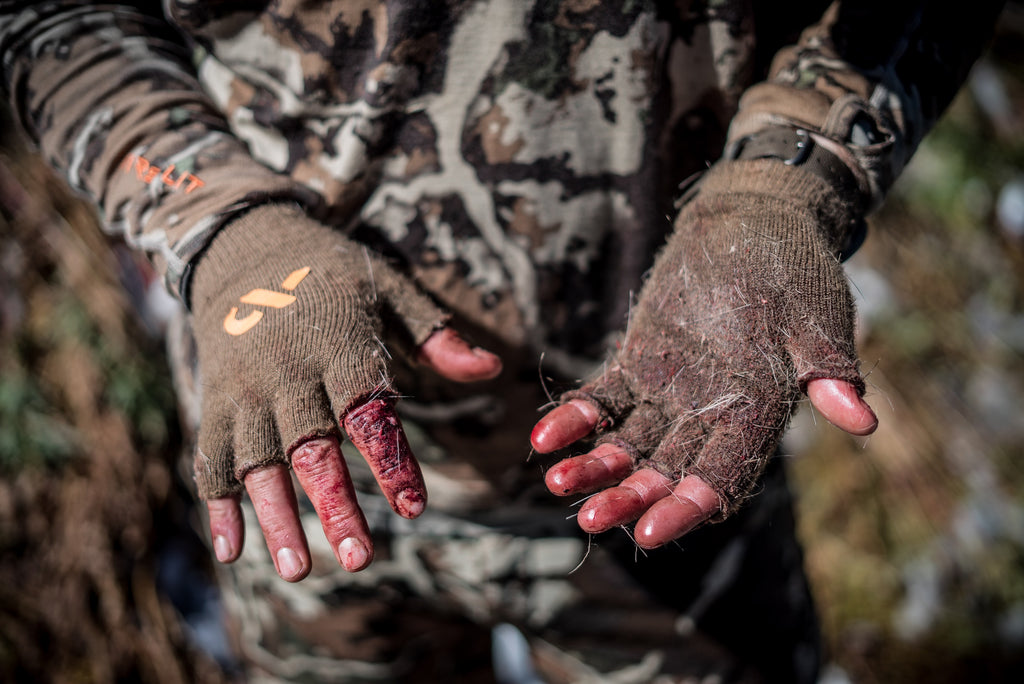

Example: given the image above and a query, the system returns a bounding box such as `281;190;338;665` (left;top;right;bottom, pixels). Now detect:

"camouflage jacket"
0;0;1003;366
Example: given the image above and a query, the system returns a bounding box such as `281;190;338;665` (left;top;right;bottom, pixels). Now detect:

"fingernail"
213;535;233;563
396;489;425;519
276;547;303;579
338;537;370;572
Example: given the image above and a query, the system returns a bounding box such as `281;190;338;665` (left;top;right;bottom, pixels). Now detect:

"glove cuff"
688;153;867;260
726;127;869;208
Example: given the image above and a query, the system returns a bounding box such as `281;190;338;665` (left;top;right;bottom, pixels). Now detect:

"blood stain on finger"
343;398;427;518
531;400;599;452
345;401;403;472
396;488;425;518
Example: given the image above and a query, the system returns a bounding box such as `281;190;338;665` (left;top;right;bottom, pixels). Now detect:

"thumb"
416;328;502;383
780;233;864;395
362;249;450;349
806;378;877;436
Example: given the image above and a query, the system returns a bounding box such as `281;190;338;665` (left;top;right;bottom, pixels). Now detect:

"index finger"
531;399;601;453
341;398;427;519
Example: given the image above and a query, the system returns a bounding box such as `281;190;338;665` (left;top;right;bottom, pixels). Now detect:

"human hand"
531;159;877;548
190;205;501;580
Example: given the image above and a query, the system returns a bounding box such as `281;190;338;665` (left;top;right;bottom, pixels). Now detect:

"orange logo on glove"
223;267;311;335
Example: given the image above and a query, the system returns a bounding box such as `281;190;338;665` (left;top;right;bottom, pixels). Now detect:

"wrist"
725;127;869;209
685;155;867;261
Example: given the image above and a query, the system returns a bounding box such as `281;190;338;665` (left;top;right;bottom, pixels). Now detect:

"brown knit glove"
561;158;864;517
189;204;447;499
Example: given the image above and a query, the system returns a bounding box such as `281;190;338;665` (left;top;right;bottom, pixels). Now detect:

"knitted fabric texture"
564;159;864;517
189;204;447;499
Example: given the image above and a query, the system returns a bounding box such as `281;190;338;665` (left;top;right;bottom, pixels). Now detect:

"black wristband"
725;127;867;260
726;127;864;203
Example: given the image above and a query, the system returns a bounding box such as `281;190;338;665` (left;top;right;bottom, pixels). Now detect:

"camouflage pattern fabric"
1;1;1003;361
0;1;1004;682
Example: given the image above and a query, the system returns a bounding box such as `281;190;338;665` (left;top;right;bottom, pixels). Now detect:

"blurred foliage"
0;122;226;683
788;6;1024;682
0;365;77;469
0;291;174;472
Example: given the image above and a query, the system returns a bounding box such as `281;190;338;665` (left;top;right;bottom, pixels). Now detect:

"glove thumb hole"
782;260;864;395
361;253;449;355
785;316;864;396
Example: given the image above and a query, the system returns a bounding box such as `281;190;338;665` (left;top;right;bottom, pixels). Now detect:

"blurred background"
2;4;1023;683
783;4;1024;680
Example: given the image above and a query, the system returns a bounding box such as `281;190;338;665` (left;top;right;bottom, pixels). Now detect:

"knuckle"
322;507;362;533
290;438;336;473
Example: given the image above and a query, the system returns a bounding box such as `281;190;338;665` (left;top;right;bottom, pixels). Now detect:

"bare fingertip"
577;506;601;532
471;345;503;372
531;401;600;452
276;547;307;582
417;328;503;382
852;418;878;436
634;521;666;550
213;535;235;563
807;378;879;436
544;467;570;495
850;398;879;436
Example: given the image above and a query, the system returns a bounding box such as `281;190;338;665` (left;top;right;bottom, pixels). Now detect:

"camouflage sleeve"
729;0;1005;211
0;1;316;301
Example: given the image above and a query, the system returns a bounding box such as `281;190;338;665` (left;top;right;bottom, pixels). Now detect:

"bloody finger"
633;475;721;548
531;399;601;453
291;436;373;572
577;468;673;534
342;398;427;519
544;443;633;495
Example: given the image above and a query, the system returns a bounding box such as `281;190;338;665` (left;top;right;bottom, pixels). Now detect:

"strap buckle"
726;127;813;166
